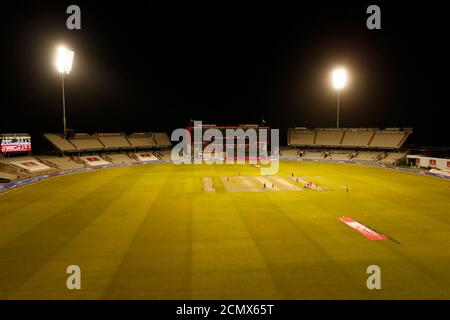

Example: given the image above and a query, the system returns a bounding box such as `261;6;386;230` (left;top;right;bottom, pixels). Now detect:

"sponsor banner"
339;216;387;240
80;156;110;166
10;160;51;172
134;153;159;162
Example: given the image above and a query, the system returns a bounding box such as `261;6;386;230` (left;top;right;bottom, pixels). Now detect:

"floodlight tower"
332;68;347;128
55;46;74;136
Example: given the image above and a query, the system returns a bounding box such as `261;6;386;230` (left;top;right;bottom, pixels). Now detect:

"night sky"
1;1;449;150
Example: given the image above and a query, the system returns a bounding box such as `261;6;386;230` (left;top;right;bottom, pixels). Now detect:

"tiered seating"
289;128;315;146
79;156;110;166
69;134;105;150
96;133;131;149
159;150;172;160
280;148;299;158
302;151;324;160
45;131;175;153
134;153;159;162
327;151;352;161
315;129;345;146
0;161;24;179
0;156;53;173
352;152;381;162
381;152;408;165
127;133;157;148
152;132;171;147
44;133;77;151
288;128;411;149
108;153;136;164
341;129;374;147
370;130;408;148
0;171;18;182
38;156;85;171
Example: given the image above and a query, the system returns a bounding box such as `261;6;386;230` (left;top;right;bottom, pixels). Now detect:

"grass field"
0;161;449;299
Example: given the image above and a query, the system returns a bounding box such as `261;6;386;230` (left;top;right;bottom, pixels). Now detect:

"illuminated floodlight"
55;46;74;74
55;45;75;137
332;68;347;90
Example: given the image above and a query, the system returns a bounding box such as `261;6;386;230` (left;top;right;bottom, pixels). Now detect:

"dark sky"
1;1;449;149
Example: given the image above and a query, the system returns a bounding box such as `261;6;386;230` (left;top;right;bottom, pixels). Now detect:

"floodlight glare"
56;46;74;74
331;67;348;128
332;68;347;89
55;45;75;137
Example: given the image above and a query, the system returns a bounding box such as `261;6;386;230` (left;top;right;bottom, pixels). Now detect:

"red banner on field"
339;217;388;240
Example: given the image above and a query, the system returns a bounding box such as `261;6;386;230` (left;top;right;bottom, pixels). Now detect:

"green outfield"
0;162;449;299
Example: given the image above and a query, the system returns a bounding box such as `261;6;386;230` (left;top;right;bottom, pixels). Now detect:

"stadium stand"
0;171;18;182
134;153;159;162
38;156;86;171
341;129;374;147
314;129;345;146
69;133;105;151
288;128;315;145
288;127;411;149
302;151;324;160
0;161;24;179
79;156;110;166
326;151;352;161
96;133;131;149
158;150;172;160
280;147;299;158
381;152;408;165
352;151;381;162
152;132;172;147
45;131;171;153
0;156;54;173
106;153;136;164
44;133;77;152
370;129;409;148
127;133;157;148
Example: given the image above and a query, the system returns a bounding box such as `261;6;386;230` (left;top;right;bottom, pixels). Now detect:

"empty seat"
315;130;344;146
44;133;77;151
152;132;172;147
381;152;408;165
69;134;105;150
341;130;374;147
302;151;324;160
370;131;407;148
352;152;381;162
327;152;351;160
39;156;85;170
280;148;299;158
107;153;136;164
289;129;315;146
127;133;157;147
97;134;131;148
2;157;54;172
